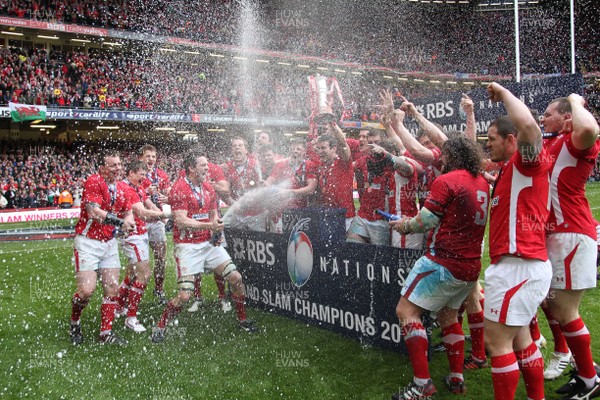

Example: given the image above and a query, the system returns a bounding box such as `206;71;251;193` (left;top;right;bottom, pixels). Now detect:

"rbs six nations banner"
228;208;425;353
392;73;585;137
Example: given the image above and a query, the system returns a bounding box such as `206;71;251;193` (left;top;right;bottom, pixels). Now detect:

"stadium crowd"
2;44;598;127
0;45;456;120
0;46;295;116
0;0;598;77
0;139;186;209
0;46;358;118
0;140;88;208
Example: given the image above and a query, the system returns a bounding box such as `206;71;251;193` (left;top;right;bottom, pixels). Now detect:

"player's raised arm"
389;108;436;164
487;82;542;162
569;94;600;150
461;94;477;141
328;121;351;162
401;96;448;149
379;91;407;155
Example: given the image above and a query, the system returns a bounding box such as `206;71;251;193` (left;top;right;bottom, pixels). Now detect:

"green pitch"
1;184;599;399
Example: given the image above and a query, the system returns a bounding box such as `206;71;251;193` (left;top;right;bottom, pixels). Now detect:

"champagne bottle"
376;209;399;221
210;219;224;246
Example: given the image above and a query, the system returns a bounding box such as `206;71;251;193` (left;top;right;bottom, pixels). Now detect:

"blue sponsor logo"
287;218;313;288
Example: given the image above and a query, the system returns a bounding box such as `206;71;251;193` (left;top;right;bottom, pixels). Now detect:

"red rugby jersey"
424;170;489;281
170;177;217;244
545;132;600;239
75;174;130;242
488;149;552;264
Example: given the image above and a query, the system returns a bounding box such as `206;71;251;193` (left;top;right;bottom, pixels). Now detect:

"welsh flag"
8;102;47;122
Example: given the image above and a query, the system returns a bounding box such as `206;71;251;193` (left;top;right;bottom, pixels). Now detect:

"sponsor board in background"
0;208;80;224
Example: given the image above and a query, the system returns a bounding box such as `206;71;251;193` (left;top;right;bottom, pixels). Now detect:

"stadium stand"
0;0;598;76
0;138;192;209
1;0;600;209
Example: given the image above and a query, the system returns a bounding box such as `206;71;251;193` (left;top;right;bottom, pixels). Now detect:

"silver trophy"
313;75;336;125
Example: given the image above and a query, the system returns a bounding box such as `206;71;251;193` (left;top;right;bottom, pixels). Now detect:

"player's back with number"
424;170;490;282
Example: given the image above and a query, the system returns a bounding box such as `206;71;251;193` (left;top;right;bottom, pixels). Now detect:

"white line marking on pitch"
0;246;66;254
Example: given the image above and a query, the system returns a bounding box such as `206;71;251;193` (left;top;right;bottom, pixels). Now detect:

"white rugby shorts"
547;232;597;290
73;235;121;272
348;216;391;246
391;230;425;250
147;220;166;242
484;256;552;326
120;233;150;264
174;242;231;278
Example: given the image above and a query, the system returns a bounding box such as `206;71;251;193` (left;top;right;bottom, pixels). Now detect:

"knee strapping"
178;279;195;292
222;262;237;278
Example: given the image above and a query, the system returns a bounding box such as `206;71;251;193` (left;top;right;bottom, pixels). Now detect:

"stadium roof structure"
477;0;541;5
380;0;544;5
389;0;557;8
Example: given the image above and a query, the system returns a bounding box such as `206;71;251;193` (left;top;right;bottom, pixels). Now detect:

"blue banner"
0;107;307;127
401;73;584;136
227;208;425;352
